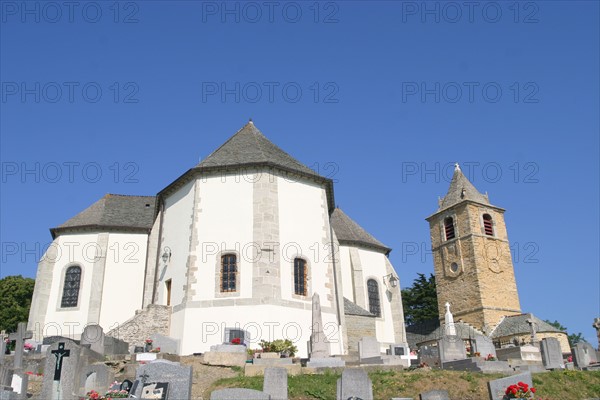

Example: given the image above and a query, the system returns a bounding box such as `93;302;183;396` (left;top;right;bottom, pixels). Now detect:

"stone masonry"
428;201;521;332
106;304;170;349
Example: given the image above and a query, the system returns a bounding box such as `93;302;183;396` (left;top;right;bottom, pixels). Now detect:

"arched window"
61;266;81;308
221;254;237;292
294;258;307;296
444;217;455;240
367;279;381;317
483;214;494;236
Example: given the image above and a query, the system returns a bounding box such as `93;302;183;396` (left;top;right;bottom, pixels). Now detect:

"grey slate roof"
343;297;375;317
52;194;156;237
438;165;490;210
197;122;320;177
406;319;485;348
490;313;564;338
330;208;391;254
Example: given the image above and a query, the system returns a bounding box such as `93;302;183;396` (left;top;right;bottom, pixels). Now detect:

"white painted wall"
356;247;397;347
174;304;340;357
41;233;98;338
278;176;331;307
338;246;354;302
98;233;148;329
157;180;196;306
191;172;254;300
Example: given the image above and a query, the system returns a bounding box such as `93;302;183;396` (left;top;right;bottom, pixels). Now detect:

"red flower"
231;338;241;345
530;387;536;393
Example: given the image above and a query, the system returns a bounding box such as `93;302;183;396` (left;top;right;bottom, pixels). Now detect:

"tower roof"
196;121;319;177
438;164;490;210
330;208;391;254
51;194;157;238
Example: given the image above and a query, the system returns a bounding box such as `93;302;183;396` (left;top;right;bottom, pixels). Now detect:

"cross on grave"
525;316;538;345
8;322;33;369
593;318;600;351
51;342;70;381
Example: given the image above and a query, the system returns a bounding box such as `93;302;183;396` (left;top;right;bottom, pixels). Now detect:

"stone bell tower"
426;164;521;332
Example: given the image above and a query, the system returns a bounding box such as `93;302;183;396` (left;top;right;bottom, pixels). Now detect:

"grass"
209;369;600;400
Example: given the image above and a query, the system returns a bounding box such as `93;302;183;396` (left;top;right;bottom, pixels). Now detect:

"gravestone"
149;334;179;355
42;341;75;400
210;388;270;399
525;315;539;345
131;360;192;400
438;335;466;366
389;343;409;356
8;323;32;370
0;387;17;400
418;345;440;367
309;293;330;358
358;337;381;363
336;368;373;400
78;364;114;397
487;372;532;400
263;367;287;400
472;335;497;358
9;373;27;400
420;389;450;400
572;342;598;369
81;325;105;355
0;331;7;365
104;336;129;355
540;337;563;370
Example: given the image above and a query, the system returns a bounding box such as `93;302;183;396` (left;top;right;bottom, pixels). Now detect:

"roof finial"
248;117;253;124
455;162;461;172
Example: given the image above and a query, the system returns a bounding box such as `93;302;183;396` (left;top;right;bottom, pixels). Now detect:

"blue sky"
1;1;598;343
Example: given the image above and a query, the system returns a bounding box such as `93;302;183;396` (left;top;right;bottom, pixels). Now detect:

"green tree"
544;319;584;347
0;275;35;332
401;273;438;325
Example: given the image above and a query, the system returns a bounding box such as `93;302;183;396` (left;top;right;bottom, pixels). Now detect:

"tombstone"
10;373;27;400
210;388;270;400
78;364;115;397
263;368;287;400
0;331;7;365
418;345;440;367
81;325;105;355
420;390;450;400
131;360;192;400
389;343;409;357
438;335;466;366
0;387;17;400
540;337;563;370
496;345;542;363
8;323;32;371
104;336;129;355
472;335;496;358
309;293;330;358
149;334;179;354
43;336;78;346
41;339;101;400
572;342;599;369
336;369;373;400
593;318;600;351
487;372;533;400
358;337;381;363
134;346;145;353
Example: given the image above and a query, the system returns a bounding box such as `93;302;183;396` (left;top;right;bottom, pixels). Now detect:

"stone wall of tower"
429;202;521;332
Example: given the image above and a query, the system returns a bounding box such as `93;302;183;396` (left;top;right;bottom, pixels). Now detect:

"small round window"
450;262;459;273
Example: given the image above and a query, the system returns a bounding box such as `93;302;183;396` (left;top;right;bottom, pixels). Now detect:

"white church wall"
278;176;331;307
357;248;397;347
338;245;354;303
173;304;340;357
42;233;99;338
158;180;196;306
191;173;254;300
98;233;148;329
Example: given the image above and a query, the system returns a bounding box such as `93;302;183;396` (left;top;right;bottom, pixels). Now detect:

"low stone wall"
345;314;376;355
106;304;171;350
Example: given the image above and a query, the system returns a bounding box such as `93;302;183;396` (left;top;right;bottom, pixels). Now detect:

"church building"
27;121;407;357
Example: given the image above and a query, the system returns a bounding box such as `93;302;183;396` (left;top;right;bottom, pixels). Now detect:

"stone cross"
8;322;33;370
51;342;70;381
525;315;538;345
0;330;7;364
593;318;600;350
309;293;330;358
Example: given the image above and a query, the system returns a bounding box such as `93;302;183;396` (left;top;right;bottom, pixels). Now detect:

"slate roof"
330;208;391;254
51;194;157;237
490;314;564;338
406;319;485;348
196;121;320;177
438;164;490;211
343;297;375;317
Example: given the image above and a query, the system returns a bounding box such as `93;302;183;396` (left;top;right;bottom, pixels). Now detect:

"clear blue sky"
1;1;598;344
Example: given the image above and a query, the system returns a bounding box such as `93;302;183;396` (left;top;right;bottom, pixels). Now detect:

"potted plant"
144;339;153;352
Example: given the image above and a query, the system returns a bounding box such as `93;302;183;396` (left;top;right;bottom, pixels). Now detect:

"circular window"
450;262;459;273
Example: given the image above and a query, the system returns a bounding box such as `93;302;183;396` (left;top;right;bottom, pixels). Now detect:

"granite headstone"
336;368;373;400
487;372;532;400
